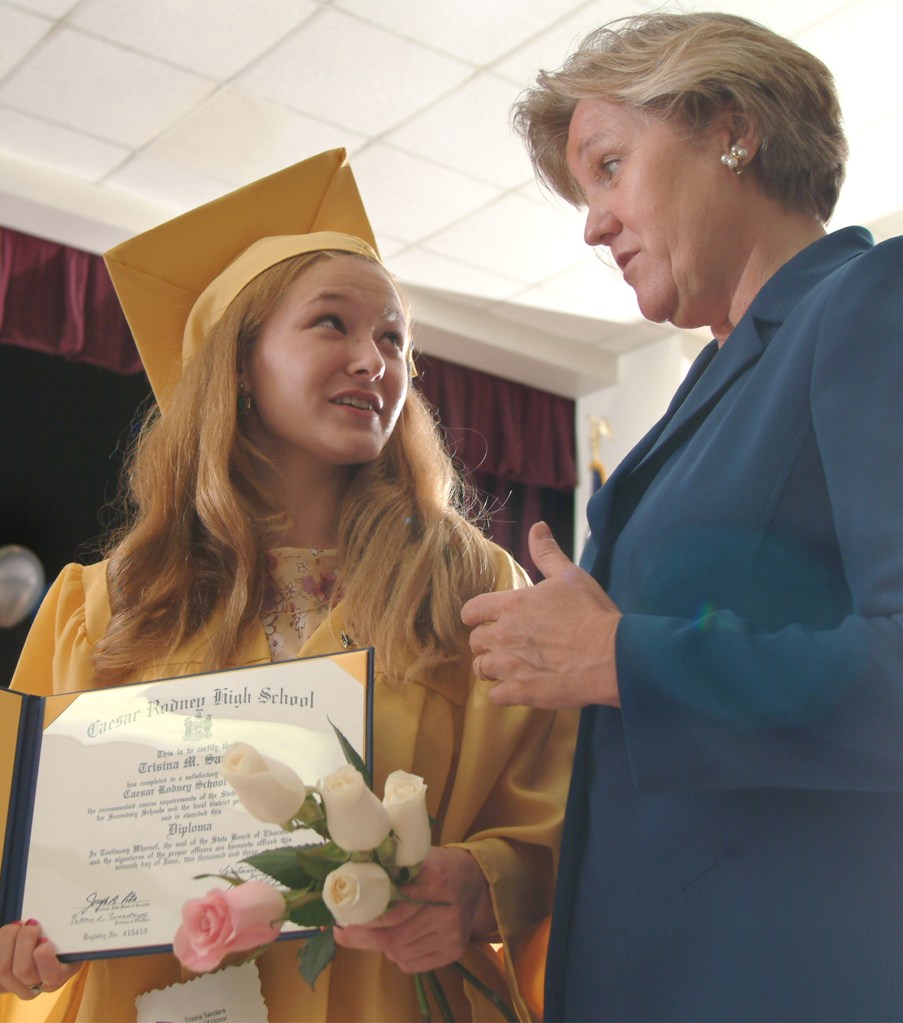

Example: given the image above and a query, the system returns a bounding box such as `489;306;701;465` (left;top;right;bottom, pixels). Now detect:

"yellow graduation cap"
104;148;380;405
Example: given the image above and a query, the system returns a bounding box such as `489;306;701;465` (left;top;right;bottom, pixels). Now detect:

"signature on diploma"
70;890;151;929
84;890;140;913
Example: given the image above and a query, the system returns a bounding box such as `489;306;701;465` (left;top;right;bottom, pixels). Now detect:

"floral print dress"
261;547;339;662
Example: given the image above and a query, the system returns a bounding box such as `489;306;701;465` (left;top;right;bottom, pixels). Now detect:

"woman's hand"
332;846;495;973
462;521;622;709
0;920;80;998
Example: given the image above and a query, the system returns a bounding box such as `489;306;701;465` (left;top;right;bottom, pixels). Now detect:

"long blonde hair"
93;251;495;687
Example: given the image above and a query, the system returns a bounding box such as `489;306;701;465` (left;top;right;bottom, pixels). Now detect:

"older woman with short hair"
464;12;903;1022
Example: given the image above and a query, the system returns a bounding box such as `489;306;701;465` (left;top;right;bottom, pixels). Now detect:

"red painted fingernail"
38;937;49;945
25;918;39;926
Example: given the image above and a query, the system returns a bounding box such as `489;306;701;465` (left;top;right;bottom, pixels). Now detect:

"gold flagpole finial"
588;415;613;488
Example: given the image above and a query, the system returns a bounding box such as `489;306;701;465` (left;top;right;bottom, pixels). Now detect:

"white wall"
571;332;707;563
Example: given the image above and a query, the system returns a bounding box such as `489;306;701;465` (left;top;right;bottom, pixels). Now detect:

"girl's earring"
237;382;253;416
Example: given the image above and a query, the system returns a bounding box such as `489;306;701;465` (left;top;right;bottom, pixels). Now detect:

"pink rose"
173;881;286;972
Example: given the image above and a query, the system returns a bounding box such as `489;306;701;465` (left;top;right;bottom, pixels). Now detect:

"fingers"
475;652;496;682
34;938;80;991
333;848;486;973
0;921;43;999
336;906;465;974
461;523;572;627
462;589;502;628
332;904;425;959
527;520;574;579
0;921;79;999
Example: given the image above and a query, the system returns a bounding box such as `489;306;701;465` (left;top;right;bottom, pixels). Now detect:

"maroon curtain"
0;225;576;575
0;226;141;373
415;354;576;574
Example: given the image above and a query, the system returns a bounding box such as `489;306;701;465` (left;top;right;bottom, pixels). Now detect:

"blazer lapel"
586;322;769;585
586;341;717;524
634;317;764;473
585;338;718;578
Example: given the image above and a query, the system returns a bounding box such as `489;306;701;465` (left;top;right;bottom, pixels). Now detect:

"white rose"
319;764;391;852
221;742;307;824
383;770;432;868
323;862;392;927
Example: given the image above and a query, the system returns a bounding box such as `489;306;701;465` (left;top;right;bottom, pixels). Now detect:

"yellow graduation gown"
2;544;575;1022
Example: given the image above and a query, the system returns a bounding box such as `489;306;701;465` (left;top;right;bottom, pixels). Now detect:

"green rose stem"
425;970;455;1022
450;961;518;1023
414;973;433;1022
412;962;518;1023
284;890;323;913
287;794;329;837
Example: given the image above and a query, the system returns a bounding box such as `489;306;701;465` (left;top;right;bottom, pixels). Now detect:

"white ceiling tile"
372;233;408;261
239;8;471;136
349;144;499;244
493;297;665;351
0;28;214;147
390;246;522;302
868;208;903;244
425;192;589;283
0;0;901;389
0;107;128;180
8;0;77;17
677;0;855;37
523;257;645;325
493;0;655;87
147;87;367;188
70;0;318;80
386;72;535;189
831;110;903;230
335;0;586;65
493;0;856;88
105;152;232;212
795;0;903;133
491;295;620;345
0;4;51;78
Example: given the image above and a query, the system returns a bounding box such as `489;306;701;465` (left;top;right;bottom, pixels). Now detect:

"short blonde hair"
512;11;848;222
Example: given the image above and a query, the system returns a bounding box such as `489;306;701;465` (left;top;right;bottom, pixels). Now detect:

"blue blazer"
546;228;903;1022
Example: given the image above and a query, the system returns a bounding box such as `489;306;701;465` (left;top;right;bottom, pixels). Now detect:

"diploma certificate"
0;649;373;960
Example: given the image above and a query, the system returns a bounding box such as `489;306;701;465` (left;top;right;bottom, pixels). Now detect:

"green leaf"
288;896;334;929
293;841;350;881
298;928;336;989
243;847;319;890
244;840;348;883
330;718;371;787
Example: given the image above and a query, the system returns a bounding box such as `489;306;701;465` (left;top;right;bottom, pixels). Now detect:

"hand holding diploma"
0;919;79;999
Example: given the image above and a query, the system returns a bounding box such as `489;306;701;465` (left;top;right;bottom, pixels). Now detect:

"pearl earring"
720;144;749;174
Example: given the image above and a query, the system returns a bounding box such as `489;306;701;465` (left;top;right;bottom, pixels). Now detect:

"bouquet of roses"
171;726;515;1022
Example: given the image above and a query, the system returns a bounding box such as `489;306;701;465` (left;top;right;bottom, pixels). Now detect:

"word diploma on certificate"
0;649;373;960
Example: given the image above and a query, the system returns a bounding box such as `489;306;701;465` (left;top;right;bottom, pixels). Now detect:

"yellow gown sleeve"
441;548;578;1022
2;563;182;1023
9;564;108;697
2;567;90;1020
